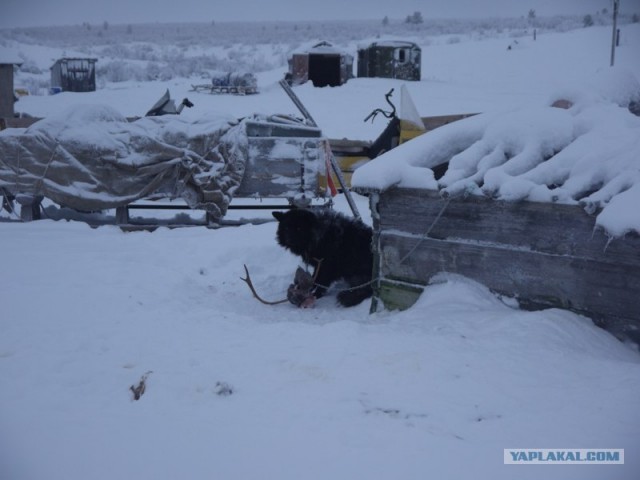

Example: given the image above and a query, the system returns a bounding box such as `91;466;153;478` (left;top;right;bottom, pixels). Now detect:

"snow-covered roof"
363;40;419;49
352;69;640;237
0;47;23;65
290;41;351;57
50;57;98;69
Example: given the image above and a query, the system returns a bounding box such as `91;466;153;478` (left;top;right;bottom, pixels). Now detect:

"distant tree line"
10;14;640;90
405;12;424;25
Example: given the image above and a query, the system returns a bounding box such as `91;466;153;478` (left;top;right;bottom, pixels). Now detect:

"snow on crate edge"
596;183;640;237
352;74;640;237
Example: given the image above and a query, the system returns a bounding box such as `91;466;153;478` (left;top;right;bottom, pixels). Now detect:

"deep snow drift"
1;197;639;480
1;21;640;480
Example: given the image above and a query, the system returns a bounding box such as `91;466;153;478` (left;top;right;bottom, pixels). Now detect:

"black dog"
272;208;373;307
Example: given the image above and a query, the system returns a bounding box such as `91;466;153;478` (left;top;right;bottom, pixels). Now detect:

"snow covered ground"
1;21;640;480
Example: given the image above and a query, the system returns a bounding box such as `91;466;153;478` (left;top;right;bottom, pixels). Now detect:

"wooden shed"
353;100;640;344
287;42;353;87
0;56;22;118
50;57;97;93
357;41;421;81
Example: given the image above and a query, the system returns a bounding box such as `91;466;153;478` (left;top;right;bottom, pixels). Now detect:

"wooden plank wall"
421;113;478;132
371;187;640;343
235;137;323;198
0;116;40;130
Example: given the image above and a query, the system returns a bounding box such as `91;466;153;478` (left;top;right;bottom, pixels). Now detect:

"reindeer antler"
240;264;288;305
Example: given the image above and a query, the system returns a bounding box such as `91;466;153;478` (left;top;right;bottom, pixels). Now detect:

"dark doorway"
308;54;340;87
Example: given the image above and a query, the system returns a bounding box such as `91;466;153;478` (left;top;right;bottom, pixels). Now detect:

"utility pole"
611;0;620;66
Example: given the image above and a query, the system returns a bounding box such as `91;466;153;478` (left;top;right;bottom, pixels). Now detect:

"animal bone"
241;259;323;307
240;264;288;305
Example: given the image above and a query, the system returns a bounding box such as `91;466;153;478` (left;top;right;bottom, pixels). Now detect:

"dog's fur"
272;208;374;307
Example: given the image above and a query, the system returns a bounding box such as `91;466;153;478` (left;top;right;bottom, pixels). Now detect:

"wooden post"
0;63;17;118
16;195;42;222
610;0;620;66
115;206;129;225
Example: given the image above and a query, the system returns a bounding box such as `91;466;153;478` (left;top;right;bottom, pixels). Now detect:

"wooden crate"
365;187;640;343
236;118;326;200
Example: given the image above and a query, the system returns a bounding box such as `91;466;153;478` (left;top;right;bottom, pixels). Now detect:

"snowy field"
1;18;640;480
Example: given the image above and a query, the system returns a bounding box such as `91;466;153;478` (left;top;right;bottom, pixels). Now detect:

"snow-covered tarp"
0;105;248;220
352;69;640;237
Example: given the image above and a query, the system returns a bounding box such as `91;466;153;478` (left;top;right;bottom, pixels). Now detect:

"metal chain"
398;195;451;265
310;195;452;293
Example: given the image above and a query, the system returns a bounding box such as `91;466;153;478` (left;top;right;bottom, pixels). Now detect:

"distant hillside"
2;14;635;93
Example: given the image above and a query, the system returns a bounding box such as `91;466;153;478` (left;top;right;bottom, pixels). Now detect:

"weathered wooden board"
374;188;640;267
236;137;323;198
244;119;322;139
370;187;640;343
0;117;39;130
329;138;370;155
421;113;478;132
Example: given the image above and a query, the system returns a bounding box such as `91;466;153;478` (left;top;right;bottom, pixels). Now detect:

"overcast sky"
1;0;634;28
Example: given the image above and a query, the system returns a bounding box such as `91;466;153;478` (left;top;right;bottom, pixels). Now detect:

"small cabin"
357;41;421;81
50;57;97;93
352;94;640;345
0;56;22;118
287;42;353;87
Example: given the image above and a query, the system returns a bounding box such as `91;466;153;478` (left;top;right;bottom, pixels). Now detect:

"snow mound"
352;70;640;237
405;274;638;363
548;67;640;110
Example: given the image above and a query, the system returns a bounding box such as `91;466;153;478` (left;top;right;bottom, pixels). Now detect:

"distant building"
357;41;421;81
287;42;353;87
50;58;98;93
0;55;22;118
